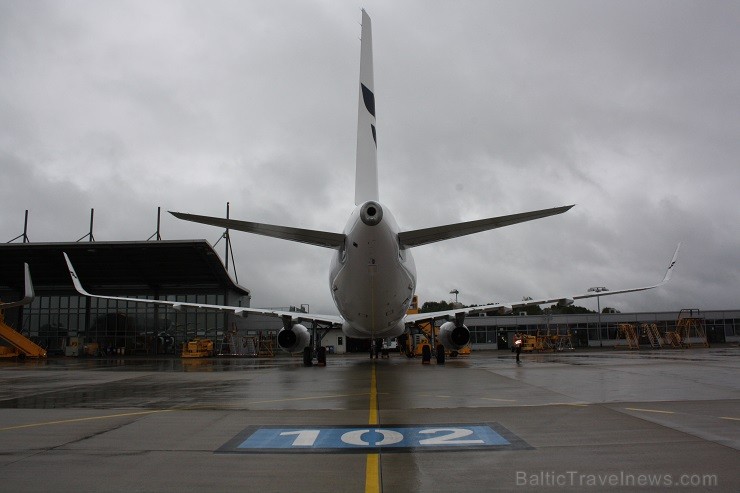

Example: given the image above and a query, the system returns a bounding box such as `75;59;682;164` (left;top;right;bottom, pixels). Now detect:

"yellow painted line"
512;402;589;408
625;407;674;414
0;409;172;432
368;364;378;426
719;416;740;421
365;362;380;493
365;454;380;493
246;392;377;405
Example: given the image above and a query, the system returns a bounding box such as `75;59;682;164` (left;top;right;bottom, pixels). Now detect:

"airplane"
0;263;35;310
64;10;680;364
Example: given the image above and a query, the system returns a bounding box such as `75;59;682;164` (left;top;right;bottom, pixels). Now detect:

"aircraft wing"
398;205;574;249
405;243;680;324
0;263;35;309
63;253;343;326
170;212;345;249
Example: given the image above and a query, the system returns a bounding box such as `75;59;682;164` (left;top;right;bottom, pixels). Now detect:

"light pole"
449;289;459;304
588;287;608;347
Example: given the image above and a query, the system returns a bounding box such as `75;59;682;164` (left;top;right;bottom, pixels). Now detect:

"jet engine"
438;321;470;350
277;324;311;353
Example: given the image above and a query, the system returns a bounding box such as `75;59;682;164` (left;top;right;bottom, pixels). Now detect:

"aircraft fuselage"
330;201;416;339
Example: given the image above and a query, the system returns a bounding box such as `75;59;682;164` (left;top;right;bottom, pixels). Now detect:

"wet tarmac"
1;348;738;492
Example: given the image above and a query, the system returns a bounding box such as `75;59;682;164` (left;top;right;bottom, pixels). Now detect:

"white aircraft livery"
64;10;680;360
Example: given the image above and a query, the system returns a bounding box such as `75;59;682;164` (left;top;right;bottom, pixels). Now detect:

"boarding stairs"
641;323;663;349
676;309;709;348
243;336;258;356
257;332;275;357
614;323;640;350
664;331;683;348
0;312;47;358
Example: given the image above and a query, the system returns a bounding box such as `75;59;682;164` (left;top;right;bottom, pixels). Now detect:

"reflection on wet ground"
0;355;303;372
1;347;738;492
1;348;738;412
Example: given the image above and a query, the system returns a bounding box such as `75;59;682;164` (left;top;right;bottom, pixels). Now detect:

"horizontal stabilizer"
398;204;574;249
170;212;345;249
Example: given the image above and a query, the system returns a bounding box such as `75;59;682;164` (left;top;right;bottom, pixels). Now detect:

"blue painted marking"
237;425;509;450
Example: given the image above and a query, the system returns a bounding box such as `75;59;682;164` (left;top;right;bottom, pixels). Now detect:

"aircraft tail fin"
355;9;379;205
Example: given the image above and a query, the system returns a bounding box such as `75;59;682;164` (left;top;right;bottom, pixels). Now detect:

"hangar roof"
0;240;249;297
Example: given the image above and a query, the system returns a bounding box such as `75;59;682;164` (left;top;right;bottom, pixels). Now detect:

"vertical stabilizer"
355;9;379;205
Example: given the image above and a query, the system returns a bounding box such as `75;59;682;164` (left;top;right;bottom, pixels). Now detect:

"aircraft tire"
421;344;431;364
436;344;445;365
317;346;327;366
303;347;313;367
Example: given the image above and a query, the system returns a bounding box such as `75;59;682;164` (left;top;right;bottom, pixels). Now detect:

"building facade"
465;309;740;349
1;241;250;355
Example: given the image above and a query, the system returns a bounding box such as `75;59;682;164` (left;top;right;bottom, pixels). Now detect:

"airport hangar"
1;240;739;356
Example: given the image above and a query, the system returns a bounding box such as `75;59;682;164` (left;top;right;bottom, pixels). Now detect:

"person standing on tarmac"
514;332;523;363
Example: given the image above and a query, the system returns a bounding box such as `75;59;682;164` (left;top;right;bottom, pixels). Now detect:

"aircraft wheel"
421;345;431;364
436;345;445;365
303;347;313;367
317;346;327;366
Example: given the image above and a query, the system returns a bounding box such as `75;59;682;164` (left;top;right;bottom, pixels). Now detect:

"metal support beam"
7;210;30;243
147;207;162;241
76;209;96;242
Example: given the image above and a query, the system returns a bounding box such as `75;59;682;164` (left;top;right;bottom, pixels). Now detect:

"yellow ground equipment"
0;310;47;359
641;323;663;348
181;338;214;358
675;309;709;348
84;342;100;356
614;323;640;350
664;331;683;348
520;334;538;352
402;322;471;358
522;329;573;352
399;296;471;358
520;329;574;352
0;264;45;359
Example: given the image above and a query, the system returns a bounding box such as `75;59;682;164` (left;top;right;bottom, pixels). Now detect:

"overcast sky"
1;0;738;315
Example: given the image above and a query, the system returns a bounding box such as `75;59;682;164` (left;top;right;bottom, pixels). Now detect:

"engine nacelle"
438;321;471;350
277;324;311;353
557;298;574;307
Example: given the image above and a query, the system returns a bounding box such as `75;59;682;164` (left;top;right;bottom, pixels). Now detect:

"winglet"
0;263;35;309
355;9;379;205
660;242;681;285
21;263;34;305
63;252;93;297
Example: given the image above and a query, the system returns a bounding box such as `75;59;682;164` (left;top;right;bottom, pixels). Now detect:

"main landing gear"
303;346;328;367
420;344;446;365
